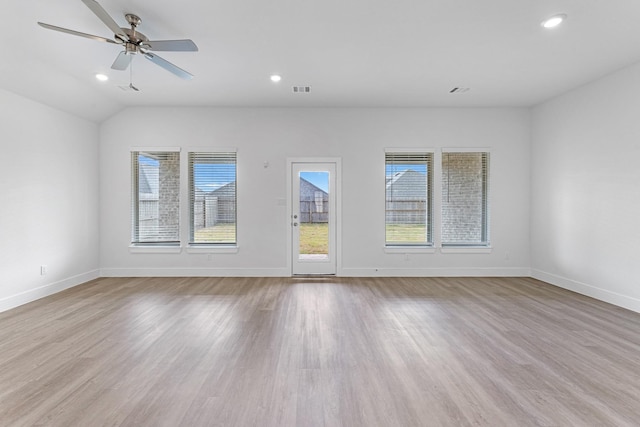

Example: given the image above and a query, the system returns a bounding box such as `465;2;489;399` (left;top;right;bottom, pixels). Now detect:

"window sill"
384;246;436;254
186;245;239;254
440;246;492;254
129;245;182;254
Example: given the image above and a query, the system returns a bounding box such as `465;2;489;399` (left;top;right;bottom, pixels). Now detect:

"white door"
291;162;337;275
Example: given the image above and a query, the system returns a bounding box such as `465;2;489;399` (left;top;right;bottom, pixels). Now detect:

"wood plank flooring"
1;276;640;426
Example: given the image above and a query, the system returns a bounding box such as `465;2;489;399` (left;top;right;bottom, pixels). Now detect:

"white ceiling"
3;0;640;122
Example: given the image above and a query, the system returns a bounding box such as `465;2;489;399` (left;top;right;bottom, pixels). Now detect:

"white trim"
341;267;531;277
287;157;342;277
433;149;442;248
532;269;640;314
186;245;239;254
384;246;436;254
384;147;436;153
441;147;492;153
0;270;100;313
385;149;436;248
440;247;493;254
184;150;238;248
100;267;289;277
130;146;181;152
440;150;491;249
129;245;182;254
101;267;530;278
186;147;237;153
180;148;189;248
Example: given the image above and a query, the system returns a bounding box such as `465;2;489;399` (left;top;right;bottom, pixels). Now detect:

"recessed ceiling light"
95;73;109;82
270;74;282;83
542;14;567;29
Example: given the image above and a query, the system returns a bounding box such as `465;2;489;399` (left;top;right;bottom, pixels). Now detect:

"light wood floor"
1;277;640;426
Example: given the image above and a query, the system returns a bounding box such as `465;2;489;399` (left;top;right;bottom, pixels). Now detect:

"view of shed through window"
189;152;237;244
385;152;433;246
298;171;329;257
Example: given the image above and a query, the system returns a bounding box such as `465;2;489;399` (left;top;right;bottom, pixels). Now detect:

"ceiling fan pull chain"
129;56;139;91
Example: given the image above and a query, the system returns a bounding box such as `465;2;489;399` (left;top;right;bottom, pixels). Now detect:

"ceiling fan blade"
111;51;132;70
143;39;198;52
143;52;193;80
38;22;118;44
81;0;128;41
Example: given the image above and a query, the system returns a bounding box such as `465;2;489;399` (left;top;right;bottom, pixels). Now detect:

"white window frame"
440;148;491;252
186;148;239;254
129;147;182;253
384;148;435;252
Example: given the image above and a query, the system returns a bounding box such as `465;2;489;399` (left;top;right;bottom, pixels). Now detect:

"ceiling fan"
38;0;198;81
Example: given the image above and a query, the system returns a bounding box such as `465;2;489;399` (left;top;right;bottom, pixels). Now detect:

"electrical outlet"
40;265;47;275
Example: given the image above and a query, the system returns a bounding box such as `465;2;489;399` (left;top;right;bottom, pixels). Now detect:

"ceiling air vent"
449;87;470;94
292;86;311;93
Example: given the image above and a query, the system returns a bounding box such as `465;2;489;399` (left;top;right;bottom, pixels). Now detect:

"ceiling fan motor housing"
122;27;148;54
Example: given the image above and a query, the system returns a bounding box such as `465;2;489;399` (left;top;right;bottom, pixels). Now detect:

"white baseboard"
100;267;290;277
532;269;640;314
0;270;100;313
102;267;531;278
340;267;532;277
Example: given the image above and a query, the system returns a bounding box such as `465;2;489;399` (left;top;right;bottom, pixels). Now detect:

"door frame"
286;157;342;276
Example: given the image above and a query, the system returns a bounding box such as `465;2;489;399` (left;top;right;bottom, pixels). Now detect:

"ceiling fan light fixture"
542;14;567;29
95;73;109;82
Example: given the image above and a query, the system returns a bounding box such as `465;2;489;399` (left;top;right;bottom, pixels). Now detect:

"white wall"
5;73;638;311
99;107;530;277
0;88;100;312
531;62;640;312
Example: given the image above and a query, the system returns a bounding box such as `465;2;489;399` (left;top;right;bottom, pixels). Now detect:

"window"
189;151;237;245
385;151;433;246
131;150;180;245
441;151;490;246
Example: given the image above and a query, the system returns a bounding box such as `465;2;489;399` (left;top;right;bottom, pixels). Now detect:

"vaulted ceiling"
4;0;640;121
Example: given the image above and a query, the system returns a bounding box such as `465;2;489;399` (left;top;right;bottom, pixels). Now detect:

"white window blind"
385;152;433;246
131;151;180;245
189;152;237;245
441;152;490;246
